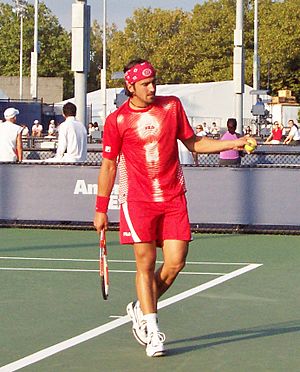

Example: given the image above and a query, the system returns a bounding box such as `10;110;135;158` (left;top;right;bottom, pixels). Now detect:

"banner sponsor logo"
74;180;120;210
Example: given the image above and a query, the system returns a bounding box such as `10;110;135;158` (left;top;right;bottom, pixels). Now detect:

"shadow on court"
166;320;300;355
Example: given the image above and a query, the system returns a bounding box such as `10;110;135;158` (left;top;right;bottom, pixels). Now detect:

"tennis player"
94;59;250;357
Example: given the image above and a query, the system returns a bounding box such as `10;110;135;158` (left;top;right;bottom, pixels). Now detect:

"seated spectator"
93;121;100;131
195;124;207;137
21;124;29;138
219;118;242;166
194;124;207;164
32;119;43;137
203;122;210;134
88;122;95;135
283;119;300;146
48;119;57;137
264;121;282;144
245;125;252;135
210;122;220;137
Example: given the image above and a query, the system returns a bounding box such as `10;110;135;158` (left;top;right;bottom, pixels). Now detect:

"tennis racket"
99;229;109;300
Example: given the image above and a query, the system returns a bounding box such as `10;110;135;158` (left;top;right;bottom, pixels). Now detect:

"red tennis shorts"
119;193;191;245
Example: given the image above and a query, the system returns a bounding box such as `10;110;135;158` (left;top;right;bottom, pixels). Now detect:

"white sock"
144;313;159;335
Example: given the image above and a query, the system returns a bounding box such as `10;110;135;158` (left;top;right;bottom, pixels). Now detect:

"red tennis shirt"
102;95;194;203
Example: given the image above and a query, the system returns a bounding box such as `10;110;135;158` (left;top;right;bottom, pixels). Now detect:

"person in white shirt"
47;102;87;162
193;124;207;164
48;119;57;136
0;107;23;162
283;119;300;146
31;119;43;137
195;124;207;137
210;122;220;137
21;125;29;138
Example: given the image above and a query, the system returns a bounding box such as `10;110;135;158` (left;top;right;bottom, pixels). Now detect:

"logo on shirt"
145;125;155;130
105;146;111;153
123;232;131;237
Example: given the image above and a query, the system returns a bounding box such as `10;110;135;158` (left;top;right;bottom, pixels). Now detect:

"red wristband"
95;195;110;213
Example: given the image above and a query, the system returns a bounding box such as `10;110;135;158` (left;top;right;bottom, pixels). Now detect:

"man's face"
128;77;156;106
227;123;236;134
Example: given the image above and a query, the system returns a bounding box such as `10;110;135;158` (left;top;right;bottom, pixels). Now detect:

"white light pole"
30;0;38;99
71;0;90;125
13;0;27;100
233;0;245;134
101;0;107;122
253;0;260;101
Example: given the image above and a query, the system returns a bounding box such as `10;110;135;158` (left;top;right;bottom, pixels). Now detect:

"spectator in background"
0;107;23;162
88;122;94;143
194;124;207;164
283;119;300;146
47;102;87;162
245;125;252;136
203;122;210;135
210;122;220;137
93;121;100;131
32;119;43;137
21;124;29;138
195;124;207;137
48;119;57;137
219;118;242;166
264;121;282;144
88;122;95;135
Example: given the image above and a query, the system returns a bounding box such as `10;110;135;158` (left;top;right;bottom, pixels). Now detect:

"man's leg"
133;241;166;357
133;241;157;314
155;240;189;299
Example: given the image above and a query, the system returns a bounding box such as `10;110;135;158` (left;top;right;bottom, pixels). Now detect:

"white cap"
50;119;55;124
4;107;19;119
34;119;39;124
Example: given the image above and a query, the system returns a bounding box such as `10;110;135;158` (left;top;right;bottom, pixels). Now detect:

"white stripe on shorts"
122;202;141;243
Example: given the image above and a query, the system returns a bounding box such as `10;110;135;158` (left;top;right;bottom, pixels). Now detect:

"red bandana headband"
124;62;156;85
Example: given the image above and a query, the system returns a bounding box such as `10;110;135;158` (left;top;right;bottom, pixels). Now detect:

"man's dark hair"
63;102;77;117
123;58;148;97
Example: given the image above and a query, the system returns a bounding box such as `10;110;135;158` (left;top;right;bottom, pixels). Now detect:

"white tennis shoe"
126;301;148;346
146;331;166;357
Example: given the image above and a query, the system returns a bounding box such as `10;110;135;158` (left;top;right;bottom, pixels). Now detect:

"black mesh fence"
23;148;300;165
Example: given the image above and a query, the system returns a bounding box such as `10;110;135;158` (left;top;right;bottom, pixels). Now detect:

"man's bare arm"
182;134;251;154
93;157;117;233
16;133;23;161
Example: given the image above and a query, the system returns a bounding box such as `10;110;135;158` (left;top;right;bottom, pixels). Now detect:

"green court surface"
0;228;299;371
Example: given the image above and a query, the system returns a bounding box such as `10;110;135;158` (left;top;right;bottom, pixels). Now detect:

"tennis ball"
244;138;257;154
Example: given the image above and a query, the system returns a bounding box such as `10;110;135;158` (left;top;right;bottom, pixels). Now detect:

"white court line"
0;263;262;372
0;267;225;275
0;256;254;265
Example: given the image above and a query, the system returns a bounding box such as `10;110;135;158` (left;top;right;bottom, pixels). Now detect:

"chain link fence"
23;148;300;165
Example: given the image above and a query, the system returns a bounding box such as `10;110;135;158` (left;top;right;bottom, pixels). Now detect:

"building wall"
268;104;300;127
0;76;63;103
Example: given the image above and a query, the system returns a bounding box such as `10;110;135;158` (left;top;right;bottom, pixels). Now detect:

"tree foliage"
88;20;118;92
257;0;300;99
0;1;299;101
107;0;300;101
0;2;72;98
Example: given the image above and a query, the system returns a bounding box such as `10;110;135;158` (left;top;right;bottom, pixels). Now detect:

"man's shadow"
165;320;300;356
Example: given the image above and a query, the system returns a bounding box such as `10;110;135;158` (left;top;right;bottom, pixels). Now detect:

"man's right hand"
94;212;108;234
